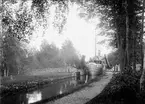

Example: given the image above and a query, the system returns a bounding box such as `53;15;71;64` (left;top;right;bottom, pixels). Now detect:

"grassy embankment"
0;71;74;98
86;68;145;104
0;66;104;99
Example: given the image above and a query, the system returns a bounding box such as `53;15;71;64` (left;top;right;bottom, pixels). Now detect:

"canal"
1;75;98;104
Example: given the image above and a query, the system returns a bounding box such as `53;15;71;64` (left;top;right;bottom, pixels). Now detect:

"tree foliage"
107;50;119;67
94;0;145;96
94;0;142;71
61;40;80;67
1;0;85;76
1;0;35;76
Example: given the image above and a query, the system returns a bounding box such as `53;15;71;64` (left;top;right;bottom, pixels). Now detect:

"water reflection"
27;91;42;104
76;75;90;85
2;75;97;104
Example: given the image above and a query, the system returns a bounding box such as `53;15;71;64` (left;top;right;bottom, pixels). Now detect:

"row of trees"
1;0;92;76
0;35;84;76
1;0;35;76
93;0;145;93
0;0;82;76
1;0;145;92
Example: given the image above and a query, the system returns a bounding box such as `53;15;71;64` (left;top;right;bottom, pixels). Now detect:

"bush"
88;67;141;104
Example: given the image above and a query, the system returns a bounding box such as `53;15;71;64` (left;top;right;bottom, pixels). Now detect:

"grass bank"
0;72;74;98
86;69;145;104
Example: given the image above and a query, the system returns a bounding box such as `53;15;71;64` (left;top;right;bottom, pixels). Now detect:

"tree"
94;0;142;72
79;55;88;70
1;32;26;76
140;0;145;96
107;50;119;67
36;42;63;68
1;0;35;76
94;0;145;97
61;40;80;67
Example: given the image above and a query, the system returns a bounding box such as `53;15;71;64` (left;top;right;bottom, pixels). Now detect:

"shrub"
88;67;141;104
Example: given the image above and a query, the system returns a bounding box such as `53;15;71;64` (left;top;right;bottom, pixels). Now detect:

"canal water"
1;75;97;104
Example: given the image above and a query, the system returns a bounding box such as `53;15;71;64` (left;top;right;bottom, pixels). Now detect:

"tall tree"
1;0;34;76
94;0;142;72
1;31;26;76
61;40;80;67
140;0;145;96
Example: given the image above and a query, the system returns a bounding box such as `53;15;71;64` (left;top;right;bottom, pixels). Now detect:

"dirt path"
46;72;113;104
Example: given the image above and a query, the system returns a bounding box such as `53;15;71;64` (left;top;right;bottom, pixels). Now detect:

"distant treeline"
0;38;86;76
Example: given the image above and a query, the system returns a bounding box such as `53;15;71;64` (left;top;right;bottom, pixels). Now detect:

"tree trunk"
7;68;9;76
140;0;145;94
124;0;130;69
140;68;145;93
120;47;126;71
140;0;145;73
133;34;136;71
116;21;125;72
132;29;136;71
